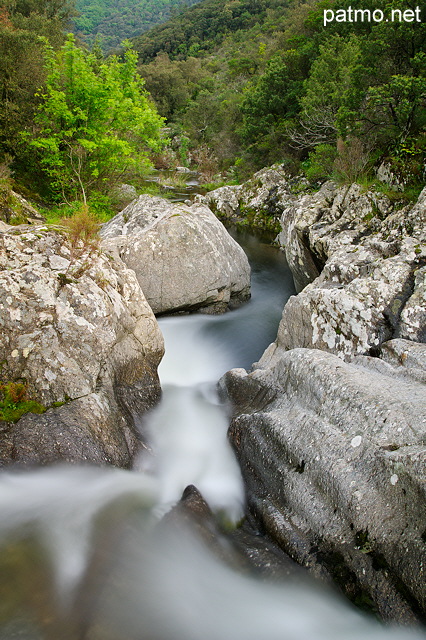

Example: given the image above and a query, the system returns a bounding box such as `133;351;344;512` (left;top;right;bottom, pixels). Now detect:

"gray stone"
197;165;295;233
0;226;164;467
397;266;426;343
11;191;45;222
271;185;426;357
101;195;250;315
222;346;426;622
196;184;242;219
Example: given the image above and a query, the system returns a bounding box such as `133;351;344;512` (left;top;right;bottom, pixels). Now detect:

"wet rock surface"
162;484;301;580
0;226;164;467
101;194;251;315
222;345;426;622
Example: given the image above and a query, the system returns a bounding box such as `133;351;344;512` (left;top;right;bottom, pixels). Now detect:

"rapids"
0;231;424;640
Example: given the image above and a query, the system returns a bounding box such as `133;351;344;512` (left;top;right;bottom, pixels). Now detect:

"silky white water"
0;465;424;640
136;230;295;519
0;232;424;639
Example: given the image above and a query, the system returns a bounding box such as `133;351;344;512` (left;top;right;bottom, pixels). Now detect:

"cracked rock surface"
214;175;426;621
0;226;164;467
274;183;426;357
101;195;251;315
222;344;426;622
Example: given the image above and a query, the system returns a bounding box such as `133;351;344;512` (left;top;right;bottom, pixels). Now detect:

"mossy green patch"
0;382;46;423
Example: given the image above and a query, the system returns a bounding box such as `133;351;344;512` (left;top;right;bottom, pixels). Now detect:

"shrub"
333;137;372;183
303;144;337;183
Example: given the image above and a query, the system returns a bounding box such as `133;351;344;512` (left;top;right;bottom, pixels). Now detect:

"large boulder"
272;184;426;358
222;341;426;622
214;171;426;621
101;195;250;315
0;225;164;467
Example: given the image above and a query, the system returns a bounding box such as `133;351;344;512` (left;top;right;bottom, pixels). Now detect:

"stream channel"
0;228;425;640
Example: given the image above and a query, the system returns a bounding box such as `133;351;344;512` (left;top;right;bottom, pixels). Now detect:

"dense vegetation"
28;35;165;202
135;0;426;189
0;0;424;224
73;0;202;51
0;0;168;217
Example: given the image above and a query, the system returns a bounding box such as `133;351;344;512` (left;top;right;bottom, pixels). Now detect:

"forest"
135;0;426;190
73;0;203;51
0;0;425;222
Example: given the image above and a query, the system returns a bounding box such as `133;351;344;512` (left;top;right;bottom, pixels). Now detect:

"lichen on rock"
272;184;426;358
101;194;251;315
0;225;164;467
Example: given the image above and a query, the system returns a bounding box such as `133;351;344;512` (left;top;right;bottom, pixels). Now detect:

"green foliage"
131;0;425;189
0;382;46;423
2;0;425;196
0;2;70;167
303;144;337;183
295;34;363;147
73;0;202;52
365;73;426;144
133;0;271;62
26;35;166;202
42;191;115;224
139;53;206;120
241;52;303;143
0;157;14;223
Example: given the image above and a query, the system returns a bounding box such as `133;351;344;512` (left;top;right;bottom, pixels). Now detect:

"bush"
303;144;337;182
60;204;100;270
333;137;372;183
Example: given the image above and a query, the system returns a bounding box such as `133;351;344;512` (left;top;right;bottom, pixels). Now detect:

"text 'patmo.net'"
324;5;422;25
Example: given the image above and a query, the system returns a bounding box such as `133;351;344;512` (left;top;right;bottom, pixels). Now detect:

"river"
0;230;424;640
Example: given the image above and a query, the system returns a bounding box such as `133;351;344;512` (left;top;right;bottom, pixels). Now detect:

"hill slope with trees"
73;0;203;50
135;0;426;190
0;0;424;218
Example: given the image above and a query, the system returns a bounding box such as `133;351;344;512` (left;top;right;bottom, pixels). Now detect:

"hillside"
135;0;426;185
73;0;203;50
0;0;424;208
133;0;276;62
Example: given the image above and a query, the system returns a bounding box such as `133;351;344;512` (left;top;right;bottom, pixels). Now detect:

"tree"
0;1;71;164
241;52;304;144
26;35;165;201
291;34;362;148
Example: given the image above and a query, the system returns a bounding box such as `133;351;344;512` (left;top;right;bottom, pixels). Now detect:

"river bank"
0;170;425;634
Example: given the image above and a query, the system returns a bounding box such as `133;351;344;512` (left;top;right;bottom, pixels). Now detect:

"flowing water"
0;231;424;640
136;229;295;520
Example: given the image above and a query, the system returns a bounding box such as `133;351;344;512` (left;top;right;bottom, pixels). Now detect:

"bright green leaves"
28;34;166;202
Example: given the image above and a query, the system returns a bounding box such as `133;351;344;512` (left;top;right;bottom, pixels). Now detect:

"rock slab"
222;342;426;622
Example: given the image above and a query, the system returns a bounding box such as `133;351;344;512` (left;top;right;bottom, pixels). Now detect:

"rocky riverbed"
206;167;426;621
0;175;425;624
